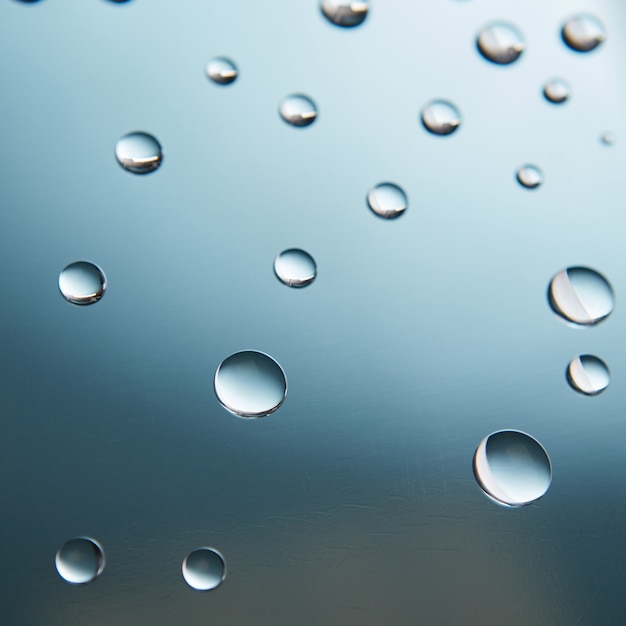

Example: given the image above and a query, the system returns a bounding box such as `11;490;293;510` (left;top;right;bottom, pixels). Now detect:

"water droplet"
543;78;571;104
367;183;408;219
182;547;226;591
274;249;317;288
421;100;461;136
548;267;614;326
214;350;287;418
59;261;107;306
601;132;615;146
567;355;610;396
473;430;552;507
561;14;606;53
55;537;105;585
320;0;368;27
476;22;525;65
206;57;238;85
516;164;543;189
115;131;162;174
279;94;318;128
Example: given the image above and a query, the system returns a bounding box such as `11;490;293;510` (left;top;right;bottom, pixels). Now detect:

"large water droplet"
279;94;318;127
206;57;238;85
543;78;571;104
182;547;226;591
567;355;610;396
320;0;368;28
115;131;162;174
561;14;606;53
55;537;105;585
516;164;543;189
274;249;317;288
214;350;287;418
473;430;552;507
59;261;107;306
367;183;408;219
421;100;461;136
476;22;525;65
548;267;614;326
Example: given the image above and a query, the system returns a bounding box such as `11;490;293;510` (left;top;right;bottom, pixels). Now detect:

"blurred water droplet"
562;14;606;53
59;261;107;306
279;94;318;127
320;0;368;27
421;100;461;136
214;350;287;418
473;431;552;507
115;131;162;174
548;267;614;326
516;164;543;189
477;22;525;65
274;249;317;288
55;538;105;585
567;355;610;396
601;132;615;146
543;78;570;104
182;547;226;591
206;57;238;85
367;183;408;219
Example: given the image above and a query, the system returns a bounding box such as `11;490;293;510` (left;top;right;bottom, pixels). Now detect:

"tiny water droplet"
367;183;408;219
473;430;552;507
279;94;318;127
477;22;525;65
182;548;226;591
115;131;162;174
561;14;606;53
206;57;238;85
567;355;610;396
516;164;543;189
274;249;317;288
214;350;287;418
543;78;571;104
55;537;105;585
59;261;107;306
421;100;461;136
601;132;615;146
548;267;614;326
320;0;368;28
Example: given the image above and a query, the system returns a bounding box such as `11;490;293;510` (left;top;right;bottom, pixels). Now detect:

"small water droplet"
601;132;615;146
214;350;287;418
421;100;461;136
59;261;107;306
115;131;162;174
567;355;610;396
55;537;105;585
548;267;614;326
320;0;368;27
274;249;317;287
543;78;571;104
516;164;543;189
477;22;525;65
182;547;226;591
279;94;318;127
206;57;238;85
561;14;606;53
473;430;552;507
367;183;408;219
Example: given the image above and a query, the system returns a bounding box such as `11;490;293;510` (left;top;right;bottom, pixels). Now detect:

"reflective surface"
566;354;610;395
274;248;317;287
516;164;543;190
561;14;606;53
420;100;461;136
205;57;238;85
279;94;318;127
58;261;107;305
114;131;163;174
476;22;525;65
543;78;571;104
367;182;408;219
320;0;368;28
181;547;226;591
55;538;105;585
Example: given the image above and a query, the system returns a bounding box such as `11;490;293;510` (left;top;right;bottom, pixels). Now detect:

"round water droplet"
214;350;287;418
59;261;107;306
274;249;317;288
543;78;570;104
279;94;318;127
206;57;238;85
567;355;610;396
55;537;105;585
548;267;614;326
182;547;226;591
320;0;368;28
115;131;162;174
561;14;606;53
477;22;525;65
367;183;408;219
421;100;461;136
516;164;543;189
601;132;615;146
473;430;552;507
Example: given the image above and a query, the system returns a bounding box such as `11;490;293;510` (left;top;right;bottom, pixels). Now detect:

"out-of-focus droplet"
182;548;226;591
561;14;606;53
59;261;107;306
566;355;610;396
115;131;162;175
421;100;461;136
279;94;318;127
477;22;525;65
206;57;238;85
274;249;317;288
543;78;571;104
320;0;368;28
601;132;615;146
367;183;408;219
56;538;105;585
516;164;543;189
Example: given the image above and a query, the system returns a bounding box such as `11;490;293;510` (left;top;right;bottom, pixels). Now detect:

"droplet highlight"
477;22;525;65
561;14;606;53
182;547;226;591
279;94;318;127
421;100;461;136
274;249;317;288
115;131;162;174
516;164;543;190
367;183;408;219
601;132;615;146
320;0;368;28
543;78;570;104
567;355;610;396
206;57;238;85
214;350;287;418
473;430;552;507
59;261;107;306
55;537;105;585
